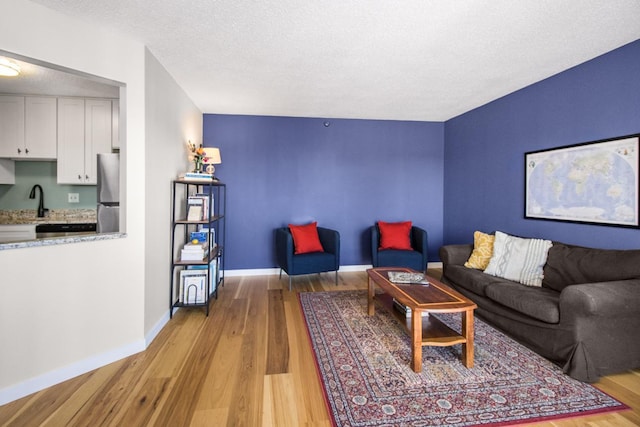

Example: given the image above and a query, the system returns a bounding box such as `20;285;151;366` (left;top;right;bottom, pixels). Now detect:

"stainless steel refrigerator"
97;153;120;233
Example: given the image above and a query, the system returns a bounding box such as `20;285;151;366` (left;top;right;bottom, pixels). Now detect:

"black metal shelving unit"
170;179;226;317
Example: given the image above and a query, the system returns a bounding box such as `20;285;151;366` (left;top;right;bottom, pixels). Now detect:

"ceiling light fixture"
0;57;20;77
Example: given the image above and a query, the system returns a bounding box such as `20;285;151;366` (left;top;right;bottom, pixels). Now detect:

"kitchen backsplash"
0;208;96;224
0;161;97;210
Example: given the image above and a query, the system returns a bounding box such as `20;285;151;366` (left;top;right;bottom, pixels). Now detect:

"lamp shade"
202;147;221;164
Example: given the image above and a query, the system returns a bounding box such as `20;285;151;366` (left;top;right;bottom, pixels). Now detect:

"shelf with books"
174;215;224;225
170;179;226;317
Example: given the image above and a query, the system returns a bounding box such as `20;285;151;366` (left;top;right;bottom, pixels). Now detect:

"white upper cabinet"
0;95;57;159
57;98;87;184
0;96;26;158
111;99;120;149
25;97;57;159
84;99;113;184
57;98;113;185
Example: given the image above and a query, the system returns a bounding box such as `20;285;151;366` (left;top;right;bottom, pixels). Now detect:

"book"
180;242;209;261
182;242;208;251
388;271;430;285
393;298;429;317
190;231;208;244
182;172;213;178
179;172;213;181
195;193;213;218
179;270;208;303
199;226;216;251
186;194;211;220
187;259;219;294
180;251;207;261
186;204;203;221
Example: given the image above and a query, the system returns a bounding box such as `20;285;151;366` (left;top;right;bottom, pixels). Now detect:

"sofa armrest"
439;244;473;267
560;279;640;318
439;244;473;278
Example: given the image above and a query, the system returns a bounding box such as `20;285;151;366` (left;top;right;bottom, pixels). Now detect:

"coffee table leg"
462;309;474;368
411;310;423;373
368;276;375;316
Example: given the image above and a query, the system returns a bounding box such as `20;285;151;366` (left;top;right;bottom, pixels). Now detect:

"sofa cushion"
484;231;552;287
464;231;495;270
543;242;640;292
445;265;505;296
485;282;561;324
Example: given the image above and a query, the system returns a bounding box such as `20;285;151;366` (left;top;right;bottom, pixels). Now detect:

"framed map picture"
525;134;639;228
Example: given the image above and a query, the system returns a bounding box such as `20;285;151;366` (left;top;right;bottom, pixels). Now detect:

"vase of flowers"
187;140;208;173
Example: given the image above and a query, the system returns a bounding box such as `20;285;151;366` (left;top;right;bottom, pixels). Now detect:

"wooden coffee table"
367;267;477;373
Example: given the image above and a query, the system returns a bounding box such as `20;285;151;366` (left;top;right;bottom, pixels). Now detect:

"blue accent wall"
203;115;444;270
205;39;640;270
444;39;640;248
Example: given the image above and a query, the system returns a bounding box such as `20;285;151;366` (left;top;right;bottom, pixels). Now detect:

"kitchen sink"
35;223;97;238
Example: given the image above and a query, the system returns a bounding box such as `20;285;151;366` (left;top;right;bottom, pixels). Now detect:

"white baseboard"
225;262;442;277
146;311;170;347
0;339;145;406
0;261;444;406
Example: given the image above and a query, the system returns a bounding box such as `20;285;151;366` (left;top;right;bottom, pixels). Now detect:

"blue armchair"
370;225;428;272
276;227;340;291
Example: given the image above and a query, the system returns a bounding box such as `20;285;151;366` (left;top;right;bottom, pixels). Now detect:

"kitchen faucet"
29;184;48;218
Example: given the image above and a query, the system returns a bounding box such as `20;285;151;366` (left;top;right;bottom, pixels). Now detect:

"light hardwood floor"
1;270;639;426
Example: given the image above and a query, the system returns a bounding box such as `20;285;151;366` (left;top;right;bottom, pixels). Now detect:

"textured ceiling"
25;0;640;121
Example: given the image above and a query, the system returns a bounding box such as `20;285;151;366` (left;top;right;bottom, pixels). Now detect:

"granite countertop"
0;208;122;251
0;209;97;225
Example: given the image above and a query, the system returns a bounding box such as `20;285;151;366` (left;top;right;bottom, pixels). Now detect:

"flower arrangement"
187;140;209;173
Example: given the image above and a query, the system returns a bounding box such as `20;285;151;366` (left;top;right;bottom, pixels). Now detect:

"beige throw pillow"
464;231;495;270
484;231;553;287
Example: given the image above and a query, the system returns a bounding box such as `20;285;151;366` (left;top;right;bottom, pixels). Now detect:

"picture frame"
525;134;639;228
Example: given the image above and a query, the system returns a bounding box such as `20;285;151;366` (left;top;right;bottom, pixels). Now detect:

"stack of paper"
180;242;209;261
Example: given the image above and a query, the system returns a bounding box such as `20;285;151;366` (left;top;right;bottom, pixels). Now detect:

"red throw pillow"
289;222;325;254
378;221;413;250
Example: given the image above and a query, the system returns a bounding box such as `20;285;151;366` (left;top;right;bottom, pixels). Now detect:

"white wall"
0;0;201;404
144;49;202;335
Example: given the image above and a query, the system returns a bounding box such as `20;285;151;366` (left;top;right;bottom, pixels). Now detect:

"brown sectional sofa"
439;240;640;382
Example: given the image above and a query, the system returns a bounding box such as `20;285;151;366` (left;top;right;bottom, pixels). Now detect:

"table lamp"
202;147;222;178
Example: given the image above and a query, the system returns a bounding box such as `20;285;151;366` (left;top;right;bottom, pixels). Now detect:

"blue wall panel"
444;40;640;248
203;115;444;270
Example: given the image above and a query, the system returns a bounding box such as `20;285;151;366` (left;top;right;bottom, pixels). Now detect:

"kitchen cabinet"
0;96;25;158
25;97;57;159
85;99;113;183
57;98;113;184
0;224;36;243
0;159;15;184
111;99;120;149
0;96;57;159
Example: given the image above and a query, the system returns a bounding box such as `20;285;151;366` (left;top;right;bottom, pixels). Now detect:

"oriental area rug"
299;290;627;427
